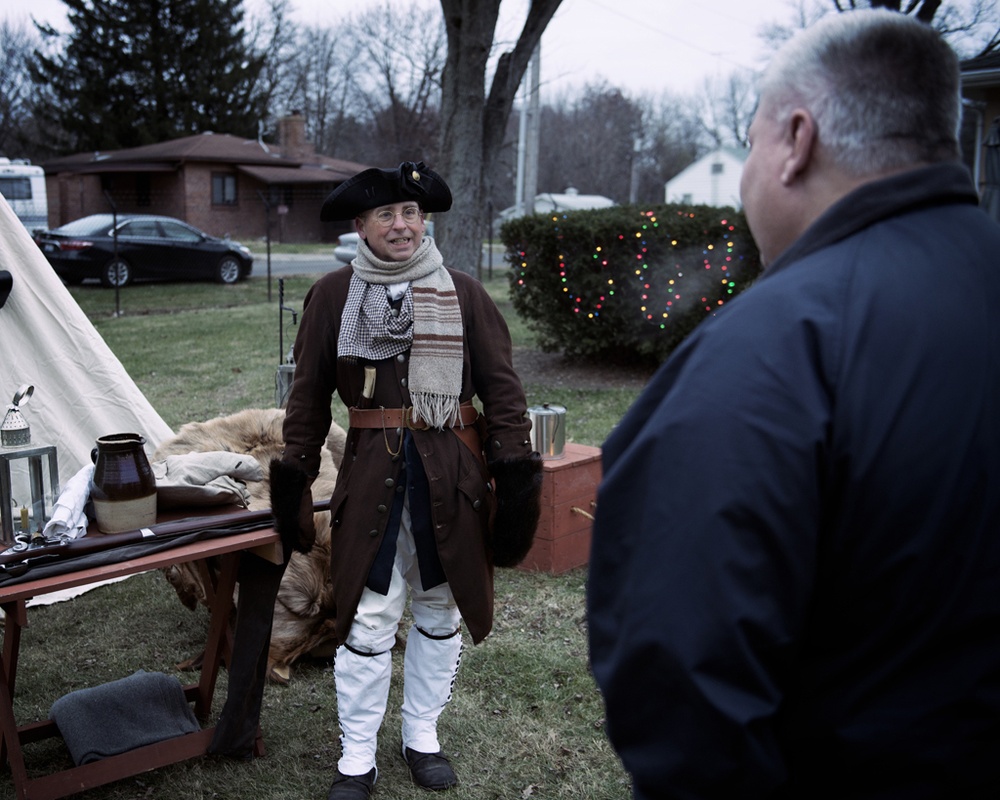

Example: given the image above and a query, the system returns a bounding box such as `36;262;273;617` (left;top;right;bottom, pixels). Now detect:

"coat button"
385;478;394;487
368;529;379;537
493;440;502;450
396;353;406;363
473;500;481;510
377;504;387;513
400;377;408;387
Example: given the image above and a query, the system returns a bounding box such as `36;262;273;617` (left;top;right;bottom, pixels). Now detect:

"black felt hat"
320;161;452;221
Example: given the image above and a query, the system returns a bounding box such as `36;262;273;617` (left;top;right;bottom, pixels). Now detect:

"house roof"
666;147;748;185
238;163;361;185
961;51;1000;88
40;131;369;183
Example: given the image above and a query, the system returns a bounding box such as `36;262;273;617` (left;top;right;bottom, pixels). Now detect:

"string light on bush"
508;209;757;363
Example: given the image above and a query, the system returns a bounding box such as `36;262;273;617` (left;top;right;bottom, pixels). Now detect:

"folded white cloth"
152;451;263;509
43;464;95;541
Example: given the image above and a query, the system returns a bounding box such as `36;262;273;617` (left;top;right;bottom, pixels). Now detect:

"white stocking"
334;645;392;775
400;625;463;754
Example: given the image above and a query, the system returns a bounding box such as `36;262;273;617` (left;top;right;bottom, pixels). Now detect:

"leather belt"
348;403;480;431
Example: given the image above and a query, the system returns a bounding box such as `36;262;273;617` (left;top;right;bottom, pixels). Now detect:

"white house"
664;147;748;209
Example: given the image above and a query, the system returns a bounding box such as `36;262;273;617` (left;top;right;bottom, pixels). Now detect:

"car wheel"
216;255;243;284
101;258;132;288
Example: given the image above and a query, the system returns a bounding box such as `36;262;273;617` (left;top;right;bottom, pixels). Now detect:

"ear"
780;109;817;185
354;216;366;239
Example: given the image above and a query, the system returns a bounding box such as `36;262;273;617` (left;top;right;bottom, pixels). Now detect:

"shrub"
501;204;762;365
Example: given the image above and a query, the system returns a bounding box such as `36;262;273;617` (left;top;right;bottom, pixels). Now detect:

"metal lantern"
0;385;59;544
1;384;33;447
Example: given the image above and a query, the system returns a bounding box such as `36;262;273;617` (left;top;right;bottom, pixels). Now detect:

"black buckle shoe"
402;747;458;790
327;768;376;800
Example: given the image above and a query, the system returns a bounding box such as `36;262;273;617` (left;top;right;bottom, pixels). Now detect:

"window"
135;173;151;207
711;162;724;174
159;220;202;242
119;220;162;239
212;173;237;206
267;184;294;210
0;178;32;201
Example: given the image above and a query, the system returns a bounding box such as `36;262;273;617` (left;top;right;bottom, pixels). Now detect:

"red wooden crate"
518;443;602;574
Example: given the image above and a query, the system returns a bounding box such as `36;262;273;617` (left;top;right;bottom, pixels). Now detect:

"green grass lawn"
0;273;639;799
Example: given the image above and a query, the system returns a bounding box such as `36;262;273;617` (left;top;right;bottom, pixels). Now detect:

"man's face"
355;201;425;262
740;96;796;268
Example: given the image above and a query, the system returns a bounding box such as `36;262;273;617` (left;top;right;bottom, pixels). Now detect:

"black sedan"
35;214;254;287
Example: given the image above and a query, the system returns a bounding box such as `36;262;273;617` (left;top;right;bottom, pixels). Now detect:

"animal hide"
153;408;346;683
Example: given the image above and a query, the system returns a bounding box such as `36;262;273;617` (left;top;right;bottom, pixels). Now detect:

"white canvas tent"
0;194;173;490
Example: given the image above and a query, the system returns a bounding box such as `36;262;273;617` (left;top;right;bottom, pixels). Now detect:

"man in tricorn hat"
271;162;542;798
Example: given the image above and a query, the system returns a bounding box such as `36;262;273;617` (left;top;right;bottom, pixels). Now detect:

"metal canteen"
527;403;566;460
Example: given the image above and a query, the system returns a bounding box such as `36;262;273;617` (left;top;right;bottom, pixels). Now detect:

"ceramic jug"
90;433;157;533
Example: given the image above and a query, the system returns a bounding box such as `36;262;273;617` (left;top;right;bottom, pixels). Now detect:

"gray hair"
758;10;961;175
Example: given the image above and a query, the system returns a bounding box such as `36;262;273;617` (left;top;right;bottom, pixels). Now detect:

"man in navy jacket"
588;10;1000;799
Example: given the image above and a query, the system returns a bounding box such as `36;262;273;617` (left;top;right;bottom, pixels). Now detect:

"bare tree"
635;92;705;202
246;0;300;131
534;83;644;202
436;0;564;275
351;1;446;163
767;0;1000;56
0;19;40;158
692;72;757;150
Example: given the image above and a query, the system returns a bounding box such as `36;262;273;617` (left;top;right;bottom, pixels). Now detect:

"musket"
0;500;328;577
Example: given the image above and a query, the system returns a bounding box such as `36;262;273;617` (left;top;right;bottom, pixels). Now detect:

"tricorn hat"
320;161;452;221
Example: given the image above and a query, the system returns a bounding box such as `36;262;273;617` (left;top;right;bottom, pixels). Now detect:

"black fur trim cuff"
490;452;543;567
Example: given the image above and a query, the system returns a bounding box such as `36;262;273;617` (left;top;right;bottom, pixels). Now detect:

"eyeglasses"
370;206;422;227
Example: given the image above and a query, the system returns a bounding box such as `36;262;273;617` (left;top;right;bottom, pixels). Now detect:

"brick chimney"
278;111;313;159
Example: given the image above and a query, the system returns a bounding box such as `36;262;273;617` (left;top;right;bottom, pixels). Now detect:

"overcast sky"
4;0;797;97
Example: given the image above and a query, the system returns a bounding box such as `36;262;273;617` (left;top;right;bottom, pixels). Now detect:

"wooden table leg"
1;600;29;799
193;551;239;721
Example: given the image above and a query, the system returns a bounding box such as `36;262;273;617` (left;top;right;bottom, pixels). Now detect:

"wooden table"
0;517;280;800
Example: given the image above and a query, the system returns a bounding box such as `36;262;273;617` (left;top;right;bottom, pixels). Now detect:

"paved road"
250;244;507;277
249;251;344;277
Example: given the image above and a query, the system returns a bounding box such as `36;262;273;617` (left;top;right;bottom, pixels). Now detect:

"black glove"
269;458;316;555
490;452;543;567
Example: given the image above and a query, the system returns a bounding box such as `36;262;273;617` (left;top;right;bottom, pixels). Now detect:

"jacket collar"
765;163;979;278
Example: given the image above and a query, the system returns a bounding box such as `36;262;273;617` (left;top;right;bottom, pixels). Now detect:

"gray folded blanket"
50;669;200;765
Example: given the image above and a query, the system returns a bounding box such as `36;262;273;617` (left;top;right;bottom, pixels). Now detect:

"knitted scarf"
339;236;463;430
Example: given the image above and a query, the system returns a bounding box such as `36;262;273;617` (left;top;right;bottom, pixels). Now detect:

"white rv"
0;158;48;233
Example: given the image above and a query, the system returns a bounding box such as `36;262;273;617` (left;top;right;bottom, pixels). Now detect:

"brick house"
40;114;368;243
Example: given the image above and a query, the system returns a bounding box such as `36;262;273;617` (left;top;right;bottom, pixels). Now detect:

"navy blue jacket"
588;163;1000;799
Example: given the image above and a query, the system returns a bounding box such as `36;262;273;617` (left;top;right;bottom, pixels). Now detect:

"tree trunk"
437;0;563;276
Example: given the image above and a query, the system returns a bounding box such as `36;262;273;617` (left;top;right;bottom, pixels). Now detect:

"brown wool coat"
281;265;532;645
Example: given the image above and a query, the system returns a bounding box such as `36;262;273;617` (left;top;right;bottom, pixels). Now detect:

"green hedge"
501;204;762;365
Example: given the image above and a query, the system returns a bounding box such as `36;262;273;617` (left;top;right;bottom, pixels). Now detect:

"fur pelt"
153;408;345;683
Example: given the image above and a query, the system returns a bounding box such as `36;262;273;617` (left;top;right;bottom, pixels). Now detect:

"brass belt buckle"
403;406;428;431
